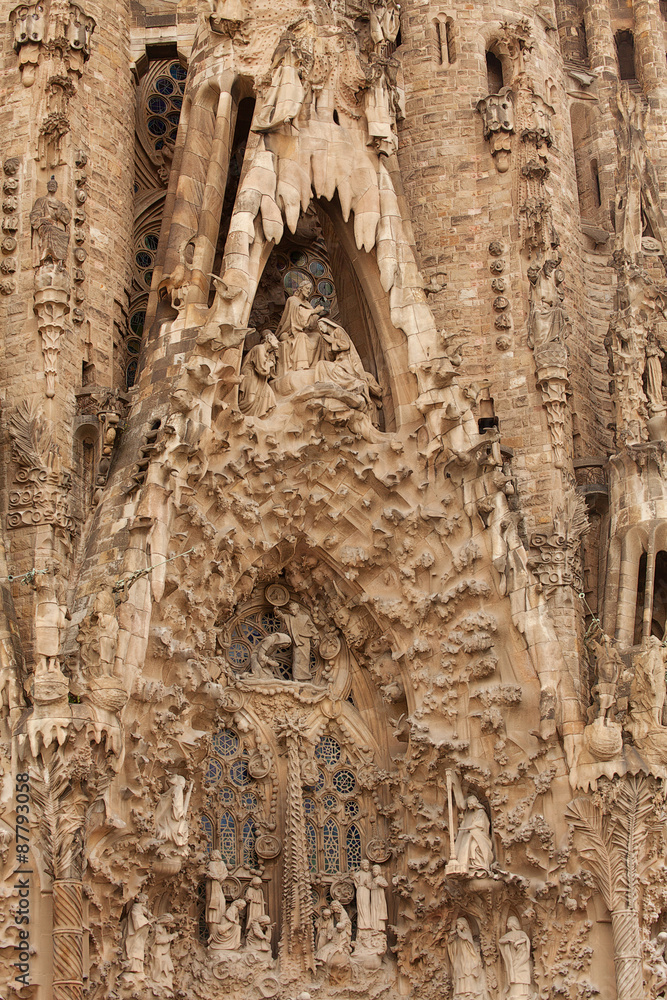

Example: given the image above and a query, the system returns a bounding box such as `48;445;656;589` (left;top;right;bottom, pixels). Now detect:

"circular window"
230;760;250;787
318;279;335;296
309;260;326;278
218;786;235;805
333;769;356;795
144;234;159;252
290;250;308;266
283;269;312;293
135;251;152;269
315;736;342;766
212;729;240;757
322;794;338;811
170;63;187;82
148;95;168;114
147;117;168;136
127;338;141;356
126;358;138;389
155;77;175;96
227;641;249;667
143;271;153;287
345;800;360;819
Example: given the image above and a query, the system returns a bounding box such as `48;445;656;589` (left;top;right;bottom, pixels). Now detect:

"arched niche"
605;521;667;647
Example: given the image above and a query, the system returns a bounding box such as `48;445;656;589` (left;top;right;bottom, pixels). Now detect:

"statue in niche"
645;331;665;414
248;632;292;678
76;589;118;677
630;636;667;739
447;918;489;1000
275;285;326;375
254;32;309;133
317;901;352;968
276;602;318;681
124;894;152;976
244;876;266;924
239;331;279;417
246;914;273;955
453;795;494;875
209;898;246;953
206;851;229;929
151;914;177;990
365;56;398;155
155;774;192;848
369;0;400;47
589;633;623;722
499;916;533;999
30;177;71;267
527;256;568;352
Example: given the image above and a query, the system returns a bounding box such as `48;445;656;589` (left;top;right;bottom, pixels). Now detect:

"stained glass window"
212;729;239;757
241;791;257;811
201;815;213;851
333;769;356;795
345;800;360;820
230;760;250;787
306;822;317;872
315;736;342;766
218;786;234;805
242;819;257;867
345;824;362;871
304;797;316;815
323;818;340;874
205;759;223;783
219;812;236;866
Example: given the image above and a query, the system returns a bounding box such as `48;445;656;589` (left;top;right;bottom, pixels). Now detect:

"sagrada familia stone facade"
4;0;667;996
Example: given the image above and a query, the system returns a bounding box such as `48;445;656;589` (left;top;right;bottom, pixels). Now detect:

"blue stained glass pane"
315;769;325;792
304;797;315;815
229;759;250;787
218;786;234;805
315;736;341;767
323;794;337;812
147;117;168;136
240;622;263;643
201;815;214;851
333;770;356;795
241;792;257;810
306;821;317;872
205;759;223;783
171;97;183;110
219;812;236;866
170;62;187;81
345;800;359;820
169;128;178;141
228;641;249;667
309;260;326;278
135;251;153;269
259;611;281;633
242;819;257;867
147;95;168;114
318;279;335;296
155;76;175;95
323;818;340;874
345;824;362;871
167;111;181;125
144;233;159;251
143;270;153;287
212;729;239;757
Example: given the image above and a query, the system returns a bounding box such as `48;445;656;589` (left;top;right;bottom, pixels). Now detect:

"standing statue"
352;858;374;939
447;918;490;1000
454;796;494;874
34;566;68;676
209;898;246;953
206;850;229;929
645;332;665;413
245;876;266;924
589;633;623;722
526;256;568;351
151;914;177;990
239;331;279;417
30;177;71;266
124;894;152;976
630;636;667;738
499;916;533;999
76;589;119;677
276;602;319;681
155;775;192;848
371;864;388;934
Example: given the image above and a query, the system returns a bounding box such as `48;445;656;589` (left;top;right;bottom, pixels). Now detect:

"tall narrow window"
615;30;636;81
486;51;504;94
591;159;602;208
633;552;648;646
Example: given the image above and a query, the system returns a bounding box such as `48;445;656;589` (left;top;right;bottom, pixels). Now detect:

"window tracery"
224;599;324;683
201;726;269;870
303;734;366;876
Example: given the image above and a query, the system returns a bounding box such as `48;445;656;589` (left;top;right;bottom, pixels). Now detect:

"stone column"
632;0;667;94
52;879;84;1000
582;0;617;78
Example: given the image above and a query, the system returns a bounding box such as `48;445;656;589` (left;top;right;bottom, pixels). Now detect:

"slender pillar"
633;0;667;94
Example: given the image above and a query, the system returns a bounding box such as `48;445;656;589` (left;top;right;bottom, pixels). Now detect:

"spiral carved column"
52;879;84;1000
279;726;315;974
611;908;643;1000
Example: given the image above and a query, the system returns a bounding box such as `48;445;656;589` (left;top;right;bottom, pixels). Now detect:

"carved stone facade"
2;1;667;999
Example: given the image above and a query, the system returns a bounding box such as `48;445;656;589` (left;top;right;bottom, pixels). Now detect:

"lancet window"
304;735;365;875
201;727;270;869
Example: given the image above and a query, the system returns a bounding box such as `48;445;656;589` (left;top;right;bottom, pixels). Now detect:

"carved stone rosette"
34;261;70;398
534;342;570;469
